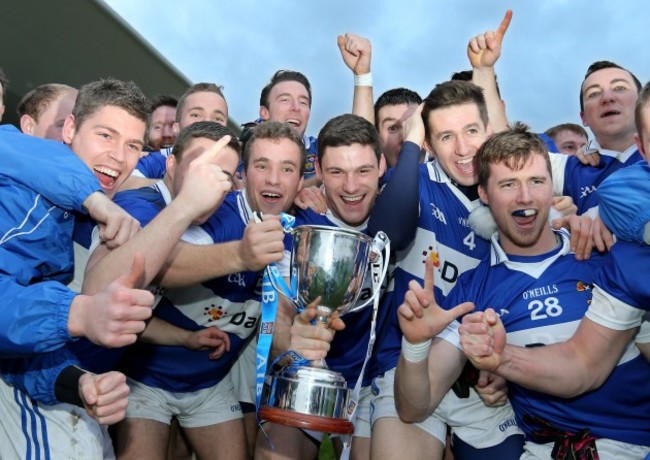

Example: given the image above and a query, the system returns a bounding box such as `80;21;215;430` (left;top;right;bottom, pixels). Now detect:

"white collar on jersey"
588;139;638;162
322;208;368;232
153;180;173;205
489;228;571;271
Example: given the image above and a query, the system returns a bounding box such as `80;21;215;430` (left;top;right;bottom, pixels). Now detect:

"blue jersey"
118;188;264;392
445;230;650;445
303;135;318;179
133;147;172;179
593;240;650;314
372;160;491;376
551;144;642;215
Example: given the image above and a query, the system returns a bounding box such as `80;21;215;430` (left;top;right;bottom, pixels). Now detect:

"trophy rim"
293;224;373;244
258;406;355;435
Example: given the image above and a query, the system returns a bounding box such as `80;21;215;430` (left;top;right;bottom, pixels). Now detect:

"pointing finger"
496;10;513;41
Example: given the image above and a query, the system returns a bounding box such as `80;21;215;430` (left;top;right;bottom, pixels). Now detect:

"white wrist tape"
354;72;373;87
401;337;432;362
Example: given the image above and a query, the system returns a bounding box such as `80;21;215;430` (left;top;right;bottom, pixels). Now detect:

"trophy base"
259;406;354;435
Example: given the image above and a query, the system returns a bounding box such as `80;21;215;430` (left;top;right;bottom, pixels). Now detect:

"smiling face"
148;104;177;150
317;143;385;226
243;137;304;215
62;105;146;198
479;152;557;256
580;67;639;148
259;80;311;137
426;102;491;186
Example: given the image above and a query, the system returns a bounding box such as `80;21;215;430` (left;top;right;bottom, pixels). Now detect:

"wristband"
354;72;373;87
401;337;432;362
54;365;87;407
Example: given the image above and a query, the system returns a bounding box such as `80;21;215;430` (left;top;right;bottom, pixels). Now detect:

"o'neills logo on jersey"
430;202;447;225
522;284;558;300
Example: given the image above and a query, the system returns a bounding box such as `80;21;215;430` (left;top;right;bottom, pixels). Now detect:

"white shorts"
522;437;650;460
435;386;521;448
0;378;114;460
230;337;257;406
369;368;448;445
126;376;242;428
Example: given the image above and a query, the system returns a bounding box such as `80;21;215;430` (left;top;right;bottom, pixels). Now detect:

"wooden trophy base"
259;406;354;435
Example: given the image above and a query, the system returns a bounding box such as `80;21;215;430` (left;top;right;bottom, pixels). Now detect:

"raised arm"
83;137;234;294
368;104;423;249
338;33;374;124
468;10;512;133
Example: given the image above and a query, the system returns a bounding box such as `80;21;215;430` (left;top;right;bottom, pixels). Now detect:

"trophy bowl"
292;225;373;323
260;225;388;434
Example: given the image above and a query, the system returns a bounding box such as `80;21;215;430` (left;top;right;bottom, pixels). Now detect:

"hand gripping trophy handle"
260;225;391;434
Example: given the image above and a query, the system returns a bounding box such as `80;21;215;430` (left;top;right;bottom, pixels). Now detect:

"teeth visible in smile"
342;195;363;203
456;157;473;165
262;192;280;198
94;166;118;178
286;119;300;126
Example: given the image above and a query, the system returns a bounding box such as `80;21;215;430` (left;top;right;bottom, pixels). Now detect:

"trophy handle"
348;231;391;313
265;265;301;310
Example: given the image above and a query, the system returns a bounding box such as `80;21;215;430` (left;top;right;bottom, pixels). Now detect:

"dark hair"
317;113;381;163
0;68;8;101
634;81;650;144
422;80;488;140
72;78;150;130
544;123;588;141
151;94;178;112
260;70;312;109
580;61;642;112
243;121;307;175
451;70;502;99
171;121;240;163
476;121;551;188
17;83;76;121
176;83;225;123
374;88;422;128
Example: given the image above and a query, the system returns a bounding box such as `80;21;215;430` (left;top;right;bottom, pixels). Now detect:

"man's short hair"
176;83;225;123
17;83;76;121
451;70;502;99
151;94;178;112
243;121;307;175
374;88;422;127
634;81;650;143
72;78;150;130
579;61;642;112
545;123;588;141
317;113;381;163
260;70;312;109
422;80;489;140
171;120;240;162
0;68;8;99
476;121;551;188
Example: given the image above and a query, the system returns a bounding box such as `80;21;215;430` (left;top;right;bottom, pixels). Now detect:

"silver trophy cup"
260;225;388;434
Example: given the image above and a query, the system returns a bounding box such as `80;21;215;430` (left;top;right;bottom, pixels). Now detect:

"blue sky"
104;0;650;138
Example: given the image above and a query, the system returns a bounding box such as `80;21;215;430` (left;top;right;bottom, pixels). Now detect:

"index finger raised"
191;135;233;165
496;10;513;40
